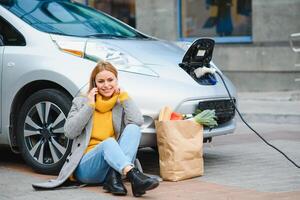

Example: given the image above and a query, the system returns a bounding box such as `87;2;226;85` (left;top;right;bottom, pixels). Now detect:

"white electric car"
0;0;237;174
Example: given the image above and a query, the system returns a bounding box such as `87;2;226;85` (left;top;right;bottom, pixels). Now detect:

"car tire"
17;89;72;174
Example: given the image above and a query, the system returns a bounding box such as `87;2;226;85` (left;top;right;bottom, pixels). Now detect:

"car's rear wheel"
17;89;72;174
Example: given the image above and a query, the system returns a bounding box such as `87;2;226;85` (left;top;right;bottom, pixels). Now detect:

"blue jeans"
74;124;141;184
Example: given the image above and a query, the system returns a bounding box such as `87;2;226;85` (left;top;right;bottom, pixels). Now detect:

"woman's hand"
88;87;98;104
115;87;122;95
116;87;129;103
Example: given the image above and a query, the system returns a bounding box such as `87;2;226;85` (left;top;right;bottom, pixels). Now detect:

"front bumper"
139;97;237;147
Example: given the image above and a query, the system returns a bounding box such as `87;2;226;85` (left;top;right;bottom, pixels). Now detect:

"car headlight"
85;41;141;65
54;39;158;77
85;42;158;77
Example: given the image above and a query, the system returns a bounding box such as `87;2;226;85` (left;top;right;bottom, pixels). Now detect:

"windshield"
3;0;147;39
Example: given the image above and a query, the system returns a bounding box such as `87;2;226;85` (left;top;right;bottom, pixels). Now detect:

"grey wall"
214;44;300;91
136;0;178;40
252;0;300;42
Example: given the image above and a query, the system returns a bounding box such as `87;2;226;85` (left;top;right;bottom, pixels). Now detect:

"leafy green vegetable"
194;109;203;116
193;109;218;128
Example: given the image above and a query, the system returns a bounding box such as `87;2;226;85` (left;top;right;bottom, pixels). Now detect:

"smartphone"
93;80;97;101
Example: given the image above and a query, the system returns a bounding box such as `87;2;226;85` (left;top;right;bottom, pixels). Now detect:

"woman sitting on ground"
32;61;159;197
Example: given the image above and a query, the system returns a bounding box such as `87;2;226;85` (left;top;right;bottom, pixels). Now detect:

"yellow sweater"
85;92;129;153
70;92;129;181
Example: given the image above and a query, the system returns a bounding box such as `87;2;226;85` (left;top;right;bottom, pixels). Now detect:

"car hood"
51;34;198;86
86;38;198;83
104;39;236;106
84;38;232;94
51;35;234;99
87;38;185;66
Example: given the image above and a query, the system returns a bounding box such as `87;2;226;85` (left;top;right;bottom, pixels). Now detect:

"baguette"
158;106;173;121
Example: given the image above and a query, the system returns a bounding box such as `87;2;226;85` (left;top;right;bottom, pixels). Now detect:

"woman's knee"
101;137;118;149
124;124;141;138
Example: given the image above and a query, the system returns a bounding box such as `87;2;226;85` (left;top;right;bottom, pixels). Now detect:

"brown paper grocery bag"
155;120;204;181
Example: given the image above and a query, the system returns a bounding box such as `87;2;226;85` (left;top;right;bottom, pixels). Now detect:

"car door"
0;15;26;141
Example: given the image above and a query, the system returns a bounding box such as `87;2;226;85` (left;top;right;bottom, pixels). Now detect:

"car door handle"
7;62;15;67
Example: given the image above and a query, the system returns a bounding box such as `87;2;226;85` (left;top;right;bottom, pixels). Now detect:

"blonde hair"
88;61;118;92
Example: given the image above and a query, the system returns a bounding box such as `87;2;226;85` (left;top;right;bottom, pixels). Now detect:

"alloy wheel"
23;101;69;165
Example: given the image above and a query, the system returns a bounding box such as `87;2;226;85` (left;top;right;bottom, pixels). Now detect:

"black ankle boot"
126;168;159;197
103;168;127;195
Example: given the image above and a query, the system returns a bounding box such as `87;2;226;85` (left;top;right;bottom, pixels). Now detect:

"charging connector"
194;66;216;78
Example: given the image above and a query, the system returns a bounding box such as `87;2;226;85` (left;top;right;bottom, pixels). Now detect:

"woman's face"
95;70;118;98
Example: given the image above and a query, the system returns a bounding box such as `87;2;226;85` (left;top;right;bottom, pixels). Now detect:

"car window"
3;0;146;39
0;16;26;46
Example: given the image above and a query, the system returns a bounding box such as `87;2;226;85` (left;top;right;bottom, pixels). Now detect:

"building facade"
77;0;300;91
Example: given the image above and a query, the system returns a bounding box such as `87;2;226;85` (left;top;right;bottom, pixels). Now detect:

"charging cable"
215;71;300;169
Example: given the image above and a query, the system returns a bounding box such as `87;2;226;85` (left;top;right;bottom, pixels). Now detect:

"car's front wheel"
17;89;72;174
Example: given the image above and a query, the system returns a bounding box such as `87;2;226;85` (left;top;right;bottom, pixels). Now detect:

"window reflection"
181;0;251;39
6;0;141;38
47;3;76;22
87;0;136;28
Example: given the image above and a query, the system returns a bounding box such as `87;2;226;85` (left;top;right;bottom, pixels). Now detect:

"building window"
179;0;252;43
86;0;136;28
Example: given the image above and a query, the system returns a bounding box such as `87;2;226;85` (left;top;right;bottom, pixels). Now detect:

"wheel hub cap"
23;101;69;165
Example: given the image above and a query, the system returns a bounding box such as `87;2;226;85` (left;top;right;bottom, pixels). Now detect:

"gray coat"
32;95;144;189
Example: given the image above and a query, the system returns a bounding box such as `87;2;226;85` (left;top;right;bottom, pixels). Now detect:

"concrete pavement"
238;90;300;124
1;122;300;200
